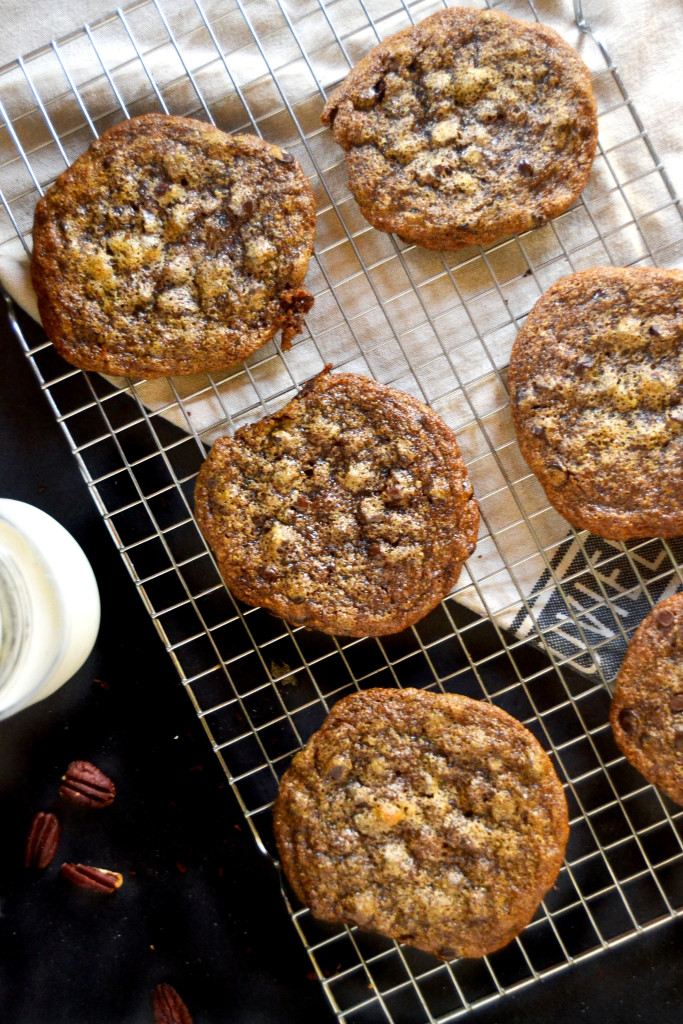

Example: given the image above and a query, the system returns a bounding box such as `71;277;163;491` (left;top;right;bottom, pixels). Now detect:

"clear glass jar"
0;499;101;720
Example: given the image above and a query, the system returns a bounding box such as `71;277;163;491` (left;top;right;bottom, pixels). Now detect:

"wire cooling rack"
1;1;683;1021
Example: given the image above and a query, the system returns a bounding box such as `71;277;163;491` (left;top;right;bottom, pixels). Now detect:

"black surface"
0;299;331;1024
0;297;681;1024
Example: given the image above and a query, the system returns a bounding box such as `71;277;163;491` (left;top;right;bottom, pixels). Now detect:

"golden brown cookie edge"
273;687;569;959
508;266;683;540
31;113;317;378
194;370;479;637
609;592;683;806
321;8;598;251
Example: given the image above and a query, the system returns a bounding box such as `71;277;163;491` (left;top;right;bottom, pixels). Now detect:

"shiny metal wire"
1;2;682;1021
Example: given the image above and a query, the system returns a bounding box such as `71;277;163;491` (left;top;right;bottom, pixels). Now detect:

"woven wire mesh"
1;0;683;1021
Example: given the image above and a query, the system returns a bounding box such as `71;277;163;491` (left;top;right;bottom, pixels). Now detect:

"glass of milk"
0;499;101;720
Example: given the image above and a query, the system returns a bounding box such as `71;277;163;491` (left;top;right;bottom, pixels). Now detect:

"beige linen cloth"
0;0;682;679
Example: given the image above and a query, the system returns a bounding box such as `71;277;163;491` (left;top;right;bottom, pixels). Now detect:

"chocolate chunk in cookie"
31;114;316;378
509;267;683;539
610;592;683;806
194;369;479;636
274;687;569;959
321;8;597;251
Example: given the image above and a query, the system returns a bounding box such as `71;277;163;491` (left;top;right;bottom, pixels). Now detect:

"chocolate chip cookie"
194;368;478;636
509;267;683;540
610;593;683;807
31;114;316;378
274;687;569;959
321;7;597;251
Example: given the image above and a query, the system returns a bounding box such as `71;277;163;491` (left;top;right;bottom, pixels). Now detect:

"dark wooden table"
0;297;680;1024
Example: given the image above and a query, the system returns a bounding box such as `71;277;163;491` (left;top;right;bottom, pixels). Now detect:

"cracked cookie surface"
321;7;597;251
509;267;683;540
194;369;479;637
610;593;683;807
274;687;569;959
31;114;316;378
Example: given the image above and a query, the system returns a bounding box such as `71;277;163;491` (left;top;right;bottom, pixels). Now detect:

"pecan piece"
656;608;675;628
153;983;194;1024
618;708;638;733
60;863;123;893
59;760;116;808
25;812;61;869
545;462;569;487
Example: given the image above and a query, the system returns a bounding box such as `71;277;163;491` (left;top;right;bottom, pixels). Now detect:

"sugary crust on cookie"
321;7;597;251
31;113;316;378
509;266;683;540
194;369;479;637
273;687;569;959
610;593;683;807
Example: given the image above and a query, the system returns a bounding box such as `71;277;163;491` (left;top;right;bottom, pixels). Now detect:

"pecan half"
59;761;116;808
60;863;123;893
25;812;61;869
153;983;194;1024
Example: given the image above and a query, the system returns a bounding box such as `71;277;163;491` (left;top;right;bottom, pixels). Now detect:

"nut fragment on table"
59;760;116;808
24;811;61;869
152;982;194;1024
60;862;123;893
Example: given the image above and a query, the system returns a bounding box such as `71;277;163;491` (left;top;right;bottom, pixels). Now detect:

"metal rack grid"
1;0;682;1021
